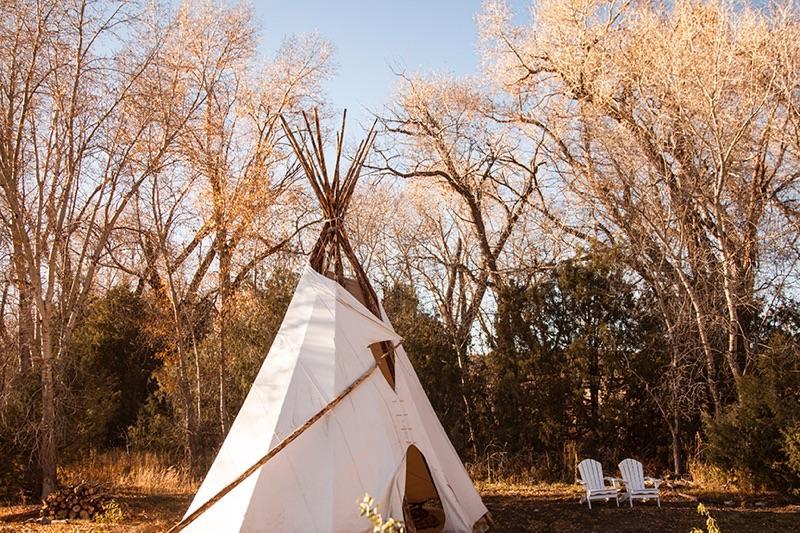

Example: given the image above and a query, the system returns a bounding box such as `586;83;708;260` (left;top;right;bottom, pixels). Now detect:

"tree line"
1;0;800;501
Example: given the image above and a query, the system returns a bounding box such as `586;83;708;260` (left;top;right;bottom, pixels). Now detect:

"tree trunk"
721;267;744;397
182;396;194;475
716;192;746;398
672;409;683;477
454;345;478;460
39;317;58;499
588;316;599;431
694;310;722;417
17;276;34;371
175;336;197;473
12;248;36;371
207;86;229;439
217;244;230;438
675;269;722;417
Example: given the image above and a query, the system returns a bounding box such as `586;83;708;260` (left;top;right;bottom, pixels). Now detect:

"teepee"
173;111;488;533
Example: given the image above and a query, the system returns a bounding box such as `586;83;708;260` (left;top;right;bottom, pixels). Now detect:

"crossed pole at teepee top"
280;109;382;319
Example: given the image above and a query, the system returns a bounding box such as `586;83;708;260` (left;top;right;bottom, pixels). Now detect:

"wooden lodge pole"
168;343;402;533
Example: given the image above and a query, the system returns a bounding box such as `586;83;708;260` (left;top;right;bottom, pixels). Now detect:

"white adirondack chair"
618;458;661;508
577;458;620;509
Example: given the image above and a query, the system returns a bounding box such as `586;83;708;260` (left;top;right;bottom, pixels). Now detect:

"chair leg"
615;496;619;507
588;498;592;510
657;497;661;508
629;496;634;508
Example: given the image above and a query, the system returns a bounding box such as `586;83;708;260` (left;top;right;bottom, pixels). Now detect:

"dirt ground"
1;483;798;532
478;482;800;532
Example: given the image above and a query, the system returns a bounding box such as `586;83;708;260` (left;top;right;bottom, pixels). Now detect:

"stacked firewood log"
40;483;110;520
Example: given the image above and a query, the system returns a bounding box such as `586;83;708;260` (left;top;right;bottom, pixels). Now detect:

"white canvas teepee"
174;111;488;532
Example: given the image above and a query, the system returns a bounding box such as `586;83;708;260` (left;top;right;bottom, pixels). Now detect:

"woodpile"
40;483;110;520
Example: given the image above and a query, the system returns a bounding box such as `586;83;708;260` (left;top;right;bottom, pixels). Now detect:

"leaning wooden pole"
167;342;403;533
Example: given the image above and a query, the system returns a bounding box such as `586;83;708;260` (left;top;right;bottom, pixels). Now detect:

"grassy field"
2;481;798;532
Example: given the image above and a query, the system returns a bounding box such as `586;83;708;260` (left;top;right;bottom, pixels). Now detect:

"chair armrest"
604;476;621;487
577;479;586;485
644;477;661;488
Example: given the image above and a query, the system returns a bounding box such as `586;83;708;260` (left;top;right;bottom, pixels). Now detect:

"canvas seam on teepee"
311;268;400;340
192;289;325;531
278;275;403;497
289;357;375;495
323;295;408;450
273;289;379;504
264;293;329;449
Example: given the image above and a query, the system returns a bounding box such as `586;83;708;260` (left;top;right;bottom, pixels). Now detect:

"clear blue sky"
255;1;528;131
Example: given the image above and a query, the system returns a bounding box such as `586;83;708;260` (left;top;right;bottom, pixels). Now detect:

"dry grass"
687;459;740;491
1;452;195;532
476;480;581;498
2;456;798;532
466;454;569;486
60;450;196;495
2;481;798;532
0;492;193;532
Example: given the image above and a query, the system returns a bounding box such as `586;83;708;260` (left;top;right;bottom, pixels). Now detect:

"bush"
783;422;800;479
704;333;800;490
0;369;41;502
690;503;721;533
95;499;124;524
359;493;404;533
127;394;184;459
703;377;787;488
65;285;161;456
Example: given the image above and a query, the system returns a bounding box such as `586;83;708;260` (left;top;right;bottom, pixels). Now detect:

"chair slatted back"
578;459;605;490
619;458;645;490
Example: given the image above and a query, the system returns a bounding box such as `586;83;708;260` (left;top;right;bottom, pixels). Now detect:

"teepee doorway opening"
403;445;445;532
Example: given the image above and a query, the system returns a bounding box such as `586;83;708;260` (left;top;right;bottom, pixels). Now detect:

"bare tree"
377;74;555;455
128;1;332;464
479;0;800;418
0;0;208;496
